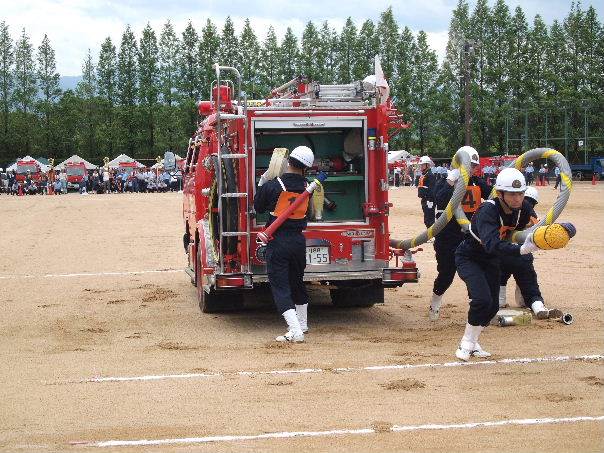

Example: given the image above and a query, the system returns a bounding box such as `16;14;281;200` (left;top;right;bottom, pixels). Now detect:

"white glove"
520;234;539;255
258;172;268;187
446;168;460;183
426;201;434;209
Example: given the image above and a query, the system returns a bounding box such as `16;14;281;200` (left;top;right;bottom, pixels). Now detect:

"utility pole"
463;40;475;146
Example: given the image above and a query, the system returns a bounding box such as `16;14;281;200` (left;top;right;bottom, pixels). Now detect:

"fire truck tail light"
382;267;418;285
215;274;253;289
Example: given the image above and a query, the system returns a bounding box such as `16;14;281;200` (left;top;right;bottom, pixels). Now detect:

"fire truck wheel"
330;280;384;308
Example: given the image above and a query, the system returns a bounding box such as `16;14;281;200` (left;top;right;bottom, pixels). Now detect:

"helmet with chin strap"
457;146;479;165
495;168;526;192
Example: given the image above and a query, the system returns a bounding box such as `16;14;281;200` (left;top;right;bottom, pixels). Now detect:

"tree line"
0;1;602;165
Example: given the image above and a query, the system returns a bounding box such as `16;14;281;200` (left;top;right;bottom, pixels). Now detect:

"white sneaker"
295;304;308;334
455;346;472;361
429;293;442;321
471;343;492;358
428;307;440;321
275;330;304;343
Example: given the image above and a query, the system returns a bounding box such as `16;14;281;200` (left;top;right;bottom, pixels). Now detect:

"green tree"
259;26;280;95
278;28;299;84
526;15;549;105
508;6;529;106
410;31;438;153
353;20;379;81
36;34;61;153
377;7;399;80
97;37;117;155
484;0;512;152
55;90;79;157
219;17;239;67
581;6;603;97
301;21;320;81
337;18;357;84
198;19;219;99
317;22;338;84
393;27;416;151
158;20;180;150
179;21;200;139
12;28;37;155
138;23;159;153
239;19;261;97
469;0;490;150
76;50;97;158
116;25;138;155
0;21;13;156
441;0;471;151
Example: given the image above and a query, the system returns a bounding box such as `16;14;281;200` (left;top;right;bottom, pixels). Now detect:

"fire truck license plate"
306;247;329;265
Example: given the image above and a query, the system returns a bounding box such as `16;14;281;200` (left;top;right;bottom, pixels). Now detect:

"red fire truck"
478;155;518;176
14;159;42;182
65;162;88;190
183;65;418;313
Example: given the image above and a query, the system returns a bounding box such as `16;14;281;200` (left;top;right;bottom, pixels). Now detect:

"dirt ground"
1;183;603;453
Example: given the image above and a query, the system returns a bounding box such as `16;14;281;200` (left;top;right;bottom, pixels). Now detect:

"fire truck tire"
196;244;243;313
330;280;383;308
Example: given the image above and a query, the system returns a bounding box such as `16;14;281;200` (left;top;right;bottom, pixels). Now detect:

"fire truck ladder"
213;64;251;276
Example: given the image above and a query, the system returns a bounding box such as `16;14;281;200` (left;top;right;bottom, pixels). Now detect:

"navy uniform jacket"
463;198;536;258
253;173;307;233
417;170;436;207
433;175;491;240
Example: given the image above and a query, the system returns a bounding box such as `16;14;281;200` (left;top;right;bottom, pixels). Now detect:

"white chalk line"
62;353;603;385
0;269;181;280
73;415;604;447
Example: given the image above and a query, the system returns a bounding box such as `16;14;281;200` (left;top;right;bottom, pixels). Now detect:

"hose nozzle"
559;313;573;325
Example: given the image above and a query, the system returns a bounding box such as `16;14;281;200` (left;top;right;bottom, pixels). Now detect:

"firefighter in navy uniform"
428;146;491;320
498;186;563;319
417;155;436;228
254;146;315;342
454;168;541;361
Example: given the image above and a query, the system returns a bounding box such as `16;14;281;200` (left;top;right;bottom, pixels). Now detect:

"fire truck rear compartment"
253;127;366;223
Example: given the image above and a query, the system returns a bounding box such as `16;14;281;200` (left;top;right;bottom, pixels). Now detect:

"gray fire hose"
453;147;573;243
390;149;471;250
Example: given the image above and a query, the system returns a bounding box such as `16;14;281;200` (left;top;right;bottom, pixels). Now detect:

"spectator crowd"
0;167;182;195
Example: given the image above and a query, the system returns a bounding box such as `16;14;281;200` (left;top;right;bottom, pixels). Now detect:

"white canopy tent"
6;155;50;172
107;154;144;169
54;154;98;170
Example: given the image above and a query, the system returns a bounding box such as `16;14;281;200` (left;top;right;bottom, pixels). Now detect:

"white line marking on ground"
0;269;181;280
73;415;604;447
62;354;603;385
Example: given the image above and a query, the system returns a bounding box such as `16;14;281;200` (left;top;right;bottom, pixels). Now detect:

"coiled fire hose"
389;148;472;250
453;147;573;243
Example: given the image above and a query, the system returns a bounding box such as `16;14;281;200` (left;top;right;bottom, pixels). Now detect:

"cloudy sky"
2;0;602;76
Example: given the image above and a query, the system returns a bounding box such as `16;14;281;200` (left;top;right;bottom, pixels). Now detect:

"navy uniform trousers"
432;230;463;296
455;241;501;327
266;230;308;315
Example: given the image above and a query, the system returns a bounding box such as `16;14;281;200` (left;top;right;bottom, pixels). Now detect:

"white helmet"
419;155;433;165
524;186;539;204
495;168;526;192
289;146;314;168
457;145;479;165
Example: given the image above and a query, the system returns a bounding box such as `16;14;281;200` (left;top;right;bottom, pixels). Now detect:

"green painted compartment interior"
254;128;366;224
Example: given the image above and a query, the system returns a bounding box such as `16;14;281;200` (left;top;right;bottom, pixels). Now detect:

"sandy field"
0;183;602;453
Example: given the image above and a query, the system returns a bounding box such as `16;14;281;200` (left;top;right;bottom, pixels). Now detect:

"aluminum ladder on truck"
213;64;252;280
